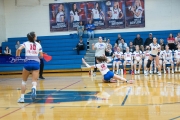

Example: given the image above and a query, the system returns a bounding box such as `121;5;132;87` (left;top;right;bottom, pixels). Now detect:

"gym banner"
68;2;87;31
49;0;145;32
125;0;145;28
105;0;125;29
49;3;69;32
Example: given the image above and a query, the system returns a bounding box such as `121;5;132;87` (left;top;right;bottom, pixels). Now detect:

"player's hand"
92;43;94;46
82;58;86;64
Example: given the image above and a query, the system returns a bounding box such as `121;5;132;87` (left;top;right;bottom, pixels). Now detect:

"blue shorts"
114;59;120;62
24;60;40;71
104;71;114;81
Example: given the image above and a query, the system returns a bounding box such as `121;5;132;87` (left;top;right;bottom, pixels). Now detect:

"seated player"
133;45;142;75
82;57;133;83
143;46;153;74
163;45;174;74
112;47;123;74
158;48;165;73
174;44;180;72
123;47;133;74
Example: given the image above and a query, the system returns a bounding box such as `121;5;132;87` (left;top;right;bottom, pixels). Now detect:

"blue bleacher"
0;30;179;72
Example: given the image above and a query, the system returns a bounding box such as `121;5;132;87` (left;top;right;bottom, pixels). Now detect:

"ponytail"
27;32;36;43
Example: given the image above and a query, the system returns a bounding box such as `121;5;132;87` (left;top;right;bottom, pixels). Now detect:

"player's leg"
163;60;167;74
123;60;127;70
170;60;174;73
116;61;120;74
91;31;94;39
144;59;147;73
145;56;153;75
113;61;116;73
113;74;134;84
31;70;39;100
155;56;161;76
134;60;137;74
130;61;134;73
138;60;142;74
153;60;157;73
18;68;30;103
93;57;97;76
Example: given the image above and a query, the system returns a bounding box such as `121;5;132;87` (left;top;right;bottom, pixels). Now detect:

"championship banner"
49;3;69;32
105;0;125;29
68;2;87;31
86;1;106;30
125;0;145;28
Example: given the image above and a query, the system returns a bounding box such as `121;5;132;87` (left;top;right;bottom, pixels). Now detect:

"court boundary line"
121;87;131;106
0;80;81;119
169;116;180;120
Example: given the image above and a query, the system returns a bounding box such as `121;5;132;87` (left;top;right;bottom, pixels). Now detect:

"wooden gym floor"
0;72;180;120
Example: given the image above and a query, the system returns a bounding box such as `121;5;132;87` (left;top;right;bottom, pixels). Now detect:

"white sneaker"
145;71;149;76
175;67;177;72
93;72;96;77
172;70;174;74
150;70;152;74
17;98;24;103
138;70;140;74
158;72;161;76
134;70;137;75
116;71;118;75
154;70;157;74
164;70;166;74
179;67;180;72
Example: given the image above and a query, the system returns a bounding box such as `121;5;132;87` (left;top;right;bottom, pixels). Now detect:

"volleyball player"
108;1;123;19
158;47;165;73
143;46;152;74
112;47;123;74
144;37;161;76
16;32;43;103
133;45;142;75
123;47;133;74
53;4;65;23
130;0;143;19
163;45;174;74
82;57;133;83
174;44;180;72
92;37;107;76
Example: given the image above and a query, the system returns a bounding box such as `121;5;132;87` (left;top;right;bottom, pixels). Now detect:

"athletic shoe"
116;71;119;75
175;67;177;72
172;70;174;74
137;70;140;75
150;70;153;74
158;72;161;76
145;71;149;76
93;72;96;77
134;70;137;75
164;70;166;74
39;76;45;79
179;67;180;72
126;80;134;84
17;98;24;103
31;88;36;101
154;70;157;74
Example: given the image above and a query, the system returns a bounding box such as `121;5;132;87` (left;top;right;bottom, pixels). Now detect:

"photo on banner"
105;0;125;29
125;0;145;28
49;3;69;32
68;2;87;31
86;1;106;30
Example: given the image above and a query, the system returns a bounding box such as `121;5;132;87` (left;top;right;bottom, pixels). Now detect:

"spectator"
115;34;123;45
159;39;165;51
77;21;84;39
167;33;175;50
119;39;127;53
74;39;85;55
174;39;178;50
105;40;112;56
129;42;135;53
133;34;144;51
144;33;153;48
4;46;11;55
113;43;118;52
15;41;21;50
86;20;95;40
175;32;180;44
36;40;45;79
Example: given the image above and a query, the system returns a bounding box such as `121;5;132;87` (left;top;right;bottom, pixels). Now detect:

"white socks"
21;94;24;98
32;82;37;89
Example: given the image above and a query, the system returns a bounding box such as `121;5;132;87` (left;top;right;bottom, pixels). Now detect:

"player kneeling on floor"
82;57;134;83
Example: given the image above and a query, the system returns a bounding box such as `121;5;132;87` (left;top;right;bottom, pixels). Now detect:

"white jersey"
114;51;123;60
134;6;143;18
110;7;121;19
174;50;180;59
133;51;142;61
124;52;132;61
56;11;65;22
21;41;42;62
159;51;165;60
95;62;109;75
91;8;100;19
70;10;80;21
164;50;173;60
143;51;150;60
94;43;107;57
150;43;160;56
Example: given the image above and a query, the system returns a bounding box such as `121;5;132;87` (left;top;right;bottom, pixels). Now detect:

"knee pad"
22;80;26;85
146;60;152;68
